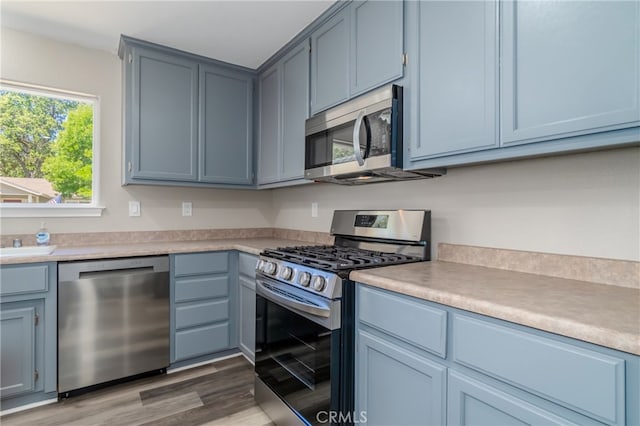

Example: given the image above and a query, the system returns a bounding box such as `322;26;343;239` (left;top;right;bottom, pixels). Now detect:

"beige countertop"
350;261;640;355
0;238;304;265
3;237;638;355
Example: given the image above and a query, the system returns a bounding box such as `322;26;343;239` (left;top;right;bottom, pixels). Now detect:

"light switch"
129;200;140;217
182;202;192;217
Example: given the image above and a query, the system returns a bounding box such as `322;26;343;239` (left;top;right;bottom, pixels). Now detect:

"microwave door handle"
352;110;366;166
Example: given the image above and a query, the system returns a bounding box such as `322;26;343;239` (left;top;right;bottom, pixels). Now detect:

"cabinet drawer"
452;314;625;425
174;252;228;276
174;322;229;361
175;275;228;302
0;264;49;296
358;285;447;358
175;299;229;330
238;253;257;278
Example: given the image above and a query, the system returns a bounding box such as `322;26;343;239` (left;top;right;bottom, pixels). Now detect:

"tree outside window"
0;82;96;204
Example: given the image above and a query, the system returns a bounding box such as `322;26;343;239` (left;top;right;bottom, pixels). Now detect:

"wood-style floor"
2;355;274;426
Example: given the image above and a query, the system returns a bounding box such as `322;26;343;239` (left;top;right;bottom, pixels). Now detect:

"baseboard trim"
167;351;243;374
1;397;57;417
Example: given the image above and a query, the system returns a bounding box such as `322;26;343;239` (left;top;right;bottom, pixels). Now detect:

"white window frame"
0;80;104;218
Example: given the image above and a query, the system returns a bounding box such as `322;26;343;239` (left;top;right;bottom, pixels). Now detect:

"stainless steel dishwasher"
58;256;169;395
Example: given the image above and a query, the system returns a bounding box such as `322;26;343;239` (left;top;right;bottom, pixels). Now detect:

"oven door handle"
256;278;331;318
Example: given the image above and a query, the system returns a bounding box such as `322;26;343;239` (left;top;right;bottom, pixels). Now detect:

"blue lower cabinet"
238;276;256;361
356;330;446;426
170;252;236;365
355;283;638;426
447;371;579;426
452;314;625;425
238;253;257;362
0;262;57;411
174;322;230;361
1;304;38;398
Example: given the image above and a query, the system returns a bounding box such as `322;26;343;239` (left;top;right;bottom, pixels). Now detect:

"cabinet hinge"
34;313;39;326
402;53;408;66
128;161;132;173
34;370;39;382
128;53;133;64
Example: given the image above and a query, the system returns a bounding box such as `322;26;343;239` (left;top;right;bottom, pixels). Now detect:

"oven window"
256;294;339;425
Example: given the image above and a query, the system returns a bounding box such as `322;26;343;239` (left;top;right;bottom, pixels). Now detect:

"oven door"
255;275;341;425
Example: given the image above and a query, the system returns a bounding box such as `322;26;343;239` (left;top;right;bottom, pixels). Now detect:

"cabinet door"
129;46;198;181
1;305;36;398
199;64;253;184
409;1;498;160
501;0;640;145
448;371;580;426
280;40;310;181
356;330;446;425
311;7;350;114
350;0;404;97
257;65;281;185
238;276;256;361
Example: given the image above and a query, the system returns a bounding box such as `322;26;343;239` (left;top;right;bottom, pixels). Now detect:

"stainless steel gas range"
254;210;431;425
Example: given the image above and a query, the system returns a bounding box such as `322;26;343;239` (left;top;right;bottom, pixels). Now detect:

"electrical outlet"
129;200;140;217
182;202;193;217
311;202;318;218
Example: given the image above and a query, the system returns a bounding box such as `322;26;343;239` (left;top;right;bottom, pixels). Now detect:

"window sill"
0;205;105;218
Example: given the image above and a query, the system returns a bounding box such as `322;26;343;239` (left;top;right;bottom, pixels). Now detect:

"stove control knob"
280;266;293;280
256;260;264;272
311;275;326;292
298;272;311;287
264;262;277;275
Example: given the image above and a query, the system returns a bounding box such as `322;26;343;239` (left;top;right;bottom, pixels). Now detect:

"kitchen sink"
0;245;56;258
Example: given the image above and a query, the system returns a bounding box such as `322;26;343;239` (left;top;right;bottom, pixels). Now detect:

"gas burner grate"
262;245;421;271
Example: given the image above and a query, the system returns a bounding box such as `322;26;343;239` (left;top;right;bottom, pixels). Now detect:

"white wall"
0;28;273;234
272;148;640;262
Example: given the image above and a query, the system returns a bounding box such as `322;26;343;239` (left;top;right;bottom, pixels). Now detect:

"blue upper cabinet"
407;1;498;160
257;65;280;185
311;1;404;115
257;39;310;186
199;64;253;185
310;7;350;114
405;1;639;170
350;0;404;97
280;42;310;181
120;36;254;187
501;0;640;145
127;45;199;182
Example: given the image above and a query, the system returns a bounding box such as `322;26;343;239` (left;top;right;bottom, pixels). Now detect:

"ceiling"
1;1;334;69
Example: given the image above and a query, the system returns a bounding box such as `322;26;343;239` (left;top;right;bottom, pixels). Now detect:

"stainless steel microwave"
304;85;444;185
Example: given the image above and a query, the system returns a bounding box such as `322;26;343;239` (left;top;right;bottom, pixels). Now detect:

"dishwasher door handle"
58;256;169;281
78;267;155;280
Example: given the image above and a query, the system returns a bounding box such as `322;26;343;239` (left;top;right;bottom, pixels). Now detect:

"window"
0;80;102;217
